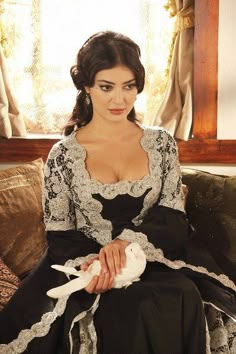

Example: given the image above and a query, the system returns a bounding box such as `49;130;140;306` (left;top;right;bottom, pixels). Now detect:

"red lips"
109;109;125;115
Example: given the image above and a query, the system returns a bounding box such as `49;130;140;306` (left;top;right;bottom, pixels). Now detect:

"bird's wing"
47;273;92;298
51;264;80;276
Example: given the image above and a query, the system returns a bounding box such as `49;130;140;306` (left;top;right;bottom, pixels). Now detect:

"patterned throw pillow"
0;159;47;278
0;258;21;310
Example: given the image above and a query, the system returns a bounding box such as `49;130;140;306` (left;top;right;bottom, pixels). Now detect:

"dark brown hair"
64;31;145;135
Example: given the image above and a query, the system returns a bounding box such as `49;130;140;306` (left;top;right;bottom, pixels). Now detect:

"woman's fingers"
112;247;122;275
113;239;130;268
80;256;98;271
84;240;130;294
105;248;118;276
99;249;109;274
120;249;126;269
85;275;99;293
99;244;121;276
85;272;114;294
80;263;88;271
95;272;112;293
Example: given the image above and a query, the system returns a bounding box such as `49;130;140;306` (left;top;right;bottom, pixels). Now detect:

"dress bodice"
43;125;185;245
92;189;151;239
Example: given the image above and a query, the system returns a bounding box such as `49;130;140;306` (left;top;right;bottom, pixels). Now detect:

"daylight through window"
2;0;174;133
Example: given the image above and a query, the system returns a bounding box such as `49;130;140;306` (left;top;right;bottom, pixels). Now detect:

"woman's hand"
99;238;130;276
80;256;99;272
81;255;112;294
82;239;130;294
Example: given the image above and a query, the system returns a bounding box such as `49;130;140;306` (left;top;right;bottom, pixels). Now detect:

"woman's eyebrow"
97;79;136;84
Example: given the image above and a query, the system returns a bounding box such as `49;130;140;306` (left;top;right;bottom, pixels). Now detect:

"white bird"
47;242;146;299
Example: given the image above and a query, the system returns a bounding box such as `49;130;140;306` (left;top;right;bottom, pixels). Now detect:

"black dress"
0;126;235;354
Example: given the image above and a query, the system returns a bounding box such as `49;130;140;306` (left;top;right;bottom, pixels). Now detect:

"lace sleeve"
43;142;76;231
158;131;185;212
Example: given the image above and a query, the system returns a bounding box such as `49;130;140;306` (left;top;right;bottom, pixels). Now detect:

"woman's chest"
84;142;150;184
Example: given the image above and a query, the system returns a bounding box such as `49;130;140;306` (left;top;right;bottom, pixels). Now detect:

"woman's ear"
84;86;90;94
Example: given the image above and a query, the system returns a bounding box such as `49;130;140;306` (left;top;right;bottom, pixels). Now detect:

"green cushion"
181;168;236;270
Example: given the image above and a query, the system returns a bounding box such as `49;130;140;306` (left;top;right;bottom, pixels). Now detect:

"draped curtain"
0;0;26;138
1;0;191;137
0;0;194;138
153;0;194;141
1;0;176;135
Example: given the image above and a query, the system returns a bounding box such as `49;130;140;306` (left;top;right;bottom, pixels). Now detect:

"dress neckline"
71;125;152;187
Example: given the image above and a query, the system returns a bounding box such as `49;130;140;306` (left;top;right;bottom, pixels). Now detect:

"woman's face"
85;65;138;123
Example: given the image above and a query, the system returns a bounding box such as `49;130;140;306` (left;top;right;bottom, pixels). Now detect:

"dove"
47;242;146;299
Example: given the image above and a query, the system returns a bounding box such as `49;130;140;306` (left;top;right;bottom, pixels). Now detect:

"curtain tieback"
175;6;194;33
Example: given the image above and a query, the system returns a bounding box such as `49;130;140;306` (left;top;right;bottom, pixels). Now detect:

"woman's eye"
124;84;137;90
100;85;113;92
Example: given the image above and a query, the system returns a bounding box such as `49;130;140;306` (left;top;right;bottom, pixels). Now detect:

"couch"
0;159;236;310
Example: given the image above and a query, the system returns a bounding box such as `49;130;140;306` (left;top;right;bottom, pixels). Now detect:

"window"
3;0;174;133
1;0;236;164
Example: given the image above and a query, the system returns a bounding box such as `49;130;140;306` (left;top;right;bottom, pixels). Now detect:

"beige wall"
218;0;236;139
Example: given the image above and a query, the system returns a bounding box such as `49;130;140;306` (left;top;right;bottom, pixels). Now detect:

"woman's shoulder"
47;132;79;160
141;124;177;145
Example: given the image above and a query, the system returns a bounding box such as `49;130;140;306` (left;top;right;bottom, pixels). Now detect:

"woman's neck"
84;118;140;141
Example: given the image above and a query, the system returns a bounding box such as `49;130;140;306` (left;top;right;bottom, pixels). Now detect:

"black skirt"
0;226;235;353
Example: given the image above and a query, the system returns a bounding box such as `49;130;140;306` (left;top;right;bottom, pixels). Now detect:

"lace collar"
64;126;158;199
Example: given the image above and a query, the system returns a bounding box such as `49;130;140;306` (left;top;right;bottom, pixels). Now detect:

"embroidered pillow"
0;257;21;310
182;168;236;280
0;159;46;278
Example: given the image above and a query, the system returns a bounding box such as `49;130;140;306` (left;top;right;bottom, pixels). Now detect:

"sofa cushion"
182;168;236;275
0;159;46;278
0;257;21;310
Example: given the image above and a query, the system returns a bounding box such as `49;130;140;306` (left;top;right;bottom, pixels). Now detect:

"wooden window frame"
0;0;236;163
178;0;236;163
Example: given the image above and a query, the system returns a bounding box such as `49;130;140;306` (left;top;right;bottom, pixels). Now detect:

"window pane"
3;0;174;133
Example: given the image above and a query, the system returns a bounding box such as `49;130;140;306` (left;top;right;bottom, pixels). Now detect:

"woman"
0;31;235;354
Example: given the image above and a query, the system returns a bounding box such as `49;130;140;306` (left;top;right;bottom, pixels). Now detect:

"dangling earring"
85;93;90;105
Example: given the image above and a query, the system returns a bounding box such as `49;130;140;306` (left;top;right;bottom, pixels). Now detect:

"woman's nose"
112;89;125;104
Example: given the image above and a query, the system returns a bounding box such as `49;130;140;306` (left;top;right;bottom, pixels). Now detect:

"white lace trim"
69;127;184;244
44;126;185;244
68;295;100;354
118;229;236;294
204;301;236;323
1;250;235;353
77;298;100;354
62;127;161;245
131;129;161;226
0;297;69;354
205;304;236;353
0;254;99;354
71;128;155;199
205;317;211;354
68;126;184;208
69;147;113;245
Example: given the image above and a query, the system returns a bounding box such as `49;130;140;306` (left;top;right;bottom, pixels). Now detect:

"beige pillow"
0;159;46;278
0;257;21;310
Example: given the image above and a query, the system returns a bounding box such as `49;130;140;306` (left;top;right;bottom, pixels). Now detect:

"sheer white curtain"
2;0;175;134
0;1;26;138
